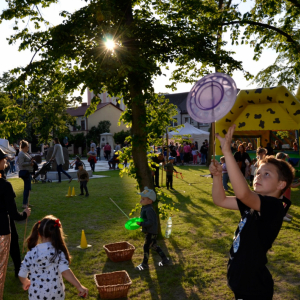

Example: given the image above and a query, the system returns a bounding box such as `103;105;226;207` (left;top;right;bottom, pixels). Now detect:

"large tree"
0;0;244;191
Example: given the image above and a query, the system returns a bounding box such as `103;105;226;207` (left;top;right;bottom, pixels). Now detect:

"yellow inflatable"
216;86;300;155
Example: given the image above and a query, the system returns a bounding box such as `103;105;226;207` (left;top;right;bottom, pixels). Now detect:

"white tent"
168;122;209;147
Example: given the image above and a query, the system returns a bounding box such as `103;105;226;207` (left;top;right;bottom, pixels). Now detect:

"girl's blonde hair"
26;215;71;263
220;156;225;162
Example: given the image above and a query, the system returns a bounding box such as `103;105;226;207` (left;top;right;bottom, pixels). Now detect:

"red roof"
67;102;123;117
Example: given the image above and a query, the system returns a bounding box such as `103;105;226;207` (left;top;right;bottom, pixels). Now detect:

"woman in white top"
50;138;72;183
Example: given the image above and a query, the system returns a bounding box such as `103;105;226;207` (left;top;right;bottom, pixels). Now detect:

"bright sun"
105;40;115;50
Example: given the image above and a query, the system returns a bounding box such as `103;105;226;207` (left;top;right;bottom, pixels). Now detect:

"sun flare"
105;39;115;50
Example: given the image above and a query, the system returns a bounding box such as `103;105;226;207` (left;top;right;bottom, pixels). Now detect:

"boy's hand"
216;124;236;154
209;160;222;176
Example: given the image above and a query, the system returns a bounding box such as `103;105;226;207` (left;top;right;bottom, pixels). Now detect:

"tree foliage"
86;120;111;144
113;129;130;145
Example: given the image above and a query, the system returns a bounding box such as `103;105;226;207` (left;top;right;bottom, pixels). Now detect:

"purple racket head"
186;73;237;123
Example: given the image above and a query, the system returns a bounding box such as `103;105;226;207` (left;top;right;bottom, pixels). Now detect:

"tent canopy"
168;122;209;137
167;123;209;147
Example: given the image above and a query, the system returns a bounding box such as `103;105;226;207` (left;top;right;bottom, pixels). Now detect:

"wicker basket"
103;242;135;262
94;270;132;299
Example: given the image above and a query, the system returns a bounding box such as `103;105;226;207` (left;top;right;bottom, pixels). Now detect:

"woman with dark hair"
50;138;72;183
234;144;251;176
18;140;34;208
0;148;31;297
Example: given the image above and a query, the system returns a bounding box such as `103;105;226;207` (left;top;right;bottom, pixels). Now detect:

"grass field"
3;166;300;300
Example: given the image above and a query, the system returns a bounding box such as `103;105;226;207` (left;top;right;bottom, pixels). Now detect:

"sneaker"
135;263;149;271
79;193;84;196
158;257;170;267
283;216;291;222
170;188;175;190
85;194;89;197
68;178;73;183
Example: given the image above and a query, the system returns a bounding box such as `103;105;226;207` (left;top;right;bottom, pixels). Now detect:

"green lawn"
3;167;300;300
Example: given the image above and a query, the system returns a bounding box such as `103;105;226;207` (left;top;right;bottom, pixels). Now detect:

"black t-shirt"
234;151;251;167
227;195;285;296
200;145;208;154
0;178;27;235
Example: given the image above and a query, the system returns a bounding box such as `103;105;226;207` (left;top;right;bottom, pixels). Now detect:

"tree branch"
223;20;298;45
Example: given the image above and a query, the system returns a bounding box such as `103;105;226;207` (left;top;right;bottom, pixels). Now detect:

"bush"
113;130;131;145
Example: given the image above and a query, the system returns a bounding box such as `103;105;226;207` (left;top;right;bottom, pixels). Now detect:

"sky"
0;0;278;100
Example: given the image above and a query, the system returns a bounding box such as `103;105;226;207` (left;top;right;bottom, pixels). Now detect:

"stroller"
33;160;52;183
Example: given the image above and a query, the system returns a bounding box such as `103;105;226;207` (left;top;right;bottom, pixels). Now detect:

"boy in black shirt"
135;187;169;270
210;124;293;300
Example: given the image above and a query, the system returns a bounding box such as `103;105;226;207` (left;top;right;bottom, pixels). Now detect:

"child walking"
220;156;229;191
135;187;170;270
192;149;198;164
164;156;177;190
210;125;293;300
18;215;88;299
77;162;89;197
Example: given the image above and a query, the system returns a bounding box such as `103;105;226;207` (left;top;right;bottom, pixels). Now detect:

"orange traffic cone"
71;187;76;197
66;186;71;197
77;230;92;249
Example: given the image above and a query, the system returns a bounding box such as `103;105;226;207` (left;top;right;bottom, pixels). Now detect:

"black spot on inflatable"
265;139;268;142
226;119;231;122
266;108;275;114
230;110;234;114
278;101;284;104
259;99;261;103
248;100;255;104
239;105;243;109
293;110;300;116
273;118;280;123
254;114;262;119
238;122;246;128
222;130;227;135
286;108;289;114
255;88;263;94
267;96;272;102
246;113;250;118
270;87;276;90
245;91;249;94
285;93;289;97
291;101;296;105
259;120;265;129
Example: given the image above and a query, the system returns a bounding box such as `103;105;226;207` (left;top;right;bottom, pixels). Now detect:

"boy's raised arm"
216;125;261;211
210;161;239;210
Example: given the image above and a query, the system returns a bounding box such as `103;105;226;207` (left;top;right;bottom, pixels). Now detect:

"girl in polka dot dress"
18;215;88;299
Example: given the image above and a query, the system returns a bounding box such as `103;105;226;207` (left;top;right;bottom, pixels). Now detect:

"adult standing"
96;144;101;161
90;140;96;150
183;142;191;163
151;153;165;188
200;142;208;165
234;144;251;177
265;142;274;155
50;138;72;183
115;143;121;151
104;142;111;161
87;146;97;172
18;140;34;208
0;149;31;297
274;140;281;151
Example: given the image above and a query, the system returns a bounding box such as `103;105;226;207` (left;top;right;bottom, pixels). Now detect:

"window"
184;117;190;123
81;120;85;131
170;118;177;127
72;125;77;131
